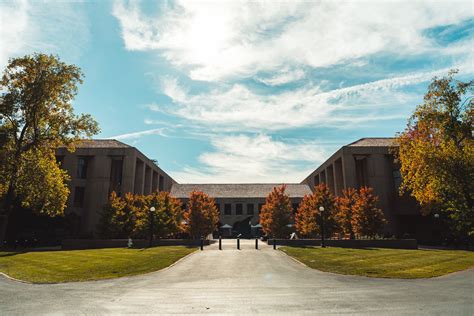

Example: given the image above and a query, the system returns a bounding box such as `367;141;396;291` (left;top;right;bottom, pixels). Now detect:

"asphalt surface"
1;239;473;315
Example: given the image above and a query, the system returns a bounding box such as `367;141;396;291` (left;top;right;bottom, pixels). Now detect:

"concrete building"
301;138;428;240
170;183;312;237
56;140;175;237
55;137;430;241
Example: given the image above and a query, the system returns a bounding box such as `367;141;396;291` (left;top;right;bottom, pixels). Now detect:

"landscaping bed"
0;246;196;283
281;246;474;278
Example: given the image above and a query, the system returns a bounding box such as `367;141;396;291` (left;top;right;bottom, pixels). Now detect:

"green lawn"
0;246;196;283
280;246;474;279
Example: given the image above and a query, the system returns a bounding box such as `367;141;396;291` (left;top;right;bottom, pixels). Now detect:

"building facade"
170;183;311;237
56;140;175;237
301;138;431;240
55;137;431;241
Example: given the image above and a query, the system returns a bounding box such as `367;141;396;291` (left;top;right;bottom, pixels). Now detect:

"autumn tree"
0;53;99;243
182;191;219;239
335;188;358;239
260;185;293;238
295;183;338;238
351;187;387;238
394;70;473;238
134;191;183;239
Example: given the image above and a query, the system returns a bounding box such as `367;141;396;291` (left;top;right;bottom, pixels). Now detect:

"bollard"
219;236;222;250
200;237;204;251
273;238;276;250
237;238;240;250
255;238;258;250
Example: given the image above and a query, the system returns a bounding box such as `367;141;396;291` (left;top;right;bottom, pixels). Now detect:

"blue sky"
1;0;473;183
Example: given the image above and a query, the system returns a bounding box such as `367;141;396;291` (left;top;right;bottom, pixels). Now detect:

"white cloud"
0;0;89;69
256;68;306;86
170;134;326;183
112;0;473;81
152;67;466;131
110;128;167;140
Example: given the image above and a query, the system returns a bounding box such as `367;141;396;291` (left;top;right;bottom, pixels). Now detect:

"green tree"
394;70;473;237
260;185;293;238
351;187;387;239
0;53;99;243
295;184;339;238
183;191;219;239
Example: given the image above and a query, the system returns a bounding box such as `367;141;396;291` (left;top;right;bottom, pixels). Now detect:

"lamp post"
319;206;326;248
434;213;440;245
148;206;156;248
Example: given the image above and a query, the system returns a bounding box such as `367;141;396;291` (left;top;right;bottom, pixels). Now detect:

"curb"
0;272;33;284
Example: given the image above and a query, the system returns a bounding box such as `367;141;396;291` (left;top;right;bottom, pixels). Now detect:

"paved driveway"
1;239;473;315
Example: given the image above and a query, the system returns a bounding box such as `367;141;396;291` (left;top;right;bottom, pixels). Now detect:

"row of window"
216;203;300;216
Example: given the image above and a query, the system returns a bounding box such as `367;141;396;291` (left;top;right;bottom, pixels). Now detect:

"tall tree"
395;70;473;237
351;187;387;239
260;185;293;238
183;191;219;239
335;188;358;239
0;53;99;243
295;183;338;238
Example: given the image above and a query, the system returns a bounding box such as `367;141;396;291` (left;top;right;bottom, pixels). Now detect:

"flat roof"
170;183;312;199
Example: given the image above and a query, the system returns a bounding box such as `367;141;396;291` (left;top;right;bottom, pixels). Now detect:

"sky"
1;0;473;183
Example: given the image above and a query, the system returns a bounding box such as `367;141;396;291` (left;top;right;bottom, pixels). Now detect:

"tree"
0;53;99;243
182;191;219;239
351;187;387;238
98;191;183;239
134;191;183;239
295;183;338;238
335;188;358;239
394;70;473;237
260;185;293;238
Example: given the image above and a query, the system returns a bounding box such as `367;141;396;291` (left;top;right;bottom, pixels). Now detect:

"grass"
0;246;196;283
280;246;474;279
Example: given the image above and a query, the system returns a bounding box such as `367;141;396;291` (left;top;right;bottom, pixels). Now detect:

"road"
1;239;473;315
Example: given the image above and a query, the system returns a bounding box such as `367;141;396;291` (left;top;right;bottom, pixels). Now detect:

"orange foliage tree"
97;191;183;239
260;185;293;238
295;183;338;238
351;187;387;238
182;190;219;239
335;188;359;239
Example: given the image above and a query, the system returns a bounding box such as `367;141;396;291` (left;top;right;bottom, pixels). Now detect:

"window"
247;204;254;215
393;169;402;192
224;204;231;215
258;203;264;214
159;175;164;191
109;158;123;196
73;187;85;208
355;156;368;187
292;203;299;214
215;203;221;214
77;157;88;179
236;203;243;215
